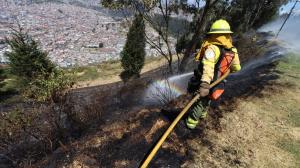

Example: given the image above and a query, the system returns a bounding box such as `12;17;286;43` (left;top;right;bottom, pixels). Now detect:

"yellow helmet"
208;19;233;34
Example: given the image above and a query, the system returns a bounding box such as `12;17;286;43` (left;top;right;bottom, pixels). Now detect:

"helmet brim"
207;30;233;34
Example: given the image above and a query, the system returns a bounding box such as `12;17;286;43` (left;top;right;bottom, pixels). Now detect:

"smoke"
259;14;300;52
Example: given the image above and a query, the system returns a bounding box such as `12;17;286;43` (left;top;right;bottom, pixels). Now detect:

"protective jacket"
188;35;241;100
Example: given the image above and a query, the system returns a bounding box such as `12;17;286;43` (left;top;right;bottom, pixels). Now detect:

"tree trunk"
168;58;173;74
179;0;213;72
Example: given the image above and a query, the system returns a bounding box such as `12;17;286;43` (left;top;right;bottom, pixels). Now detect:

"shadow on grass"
0;89;18;103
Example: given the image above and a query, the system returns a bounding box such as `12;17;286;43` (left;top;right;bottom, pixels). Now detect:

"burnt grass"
0;33;287;168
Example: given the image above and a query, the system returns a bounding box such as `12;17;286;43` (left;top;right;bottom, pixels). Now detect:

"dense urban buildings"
0;0;176;67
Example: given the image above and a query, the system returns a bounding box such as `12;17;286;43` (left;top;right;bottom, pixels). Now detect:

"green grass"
289;112;300;127
275;53;300;167
277;53;300;78
67;59;123;82
278;139;300;167
73;66;100;81
67;56;165;82
0;68;18;93
276;53;300;127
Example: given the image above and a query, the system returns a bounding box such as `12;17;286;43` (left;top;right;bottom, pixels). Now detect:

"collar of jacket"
195;34;233;61
202;34;233;49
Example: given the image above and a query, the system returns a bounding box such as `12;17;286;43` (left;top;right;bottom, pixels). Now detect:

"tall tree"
102;0;181;73
228;0;287;32
179;0;221;72
120;14;146;81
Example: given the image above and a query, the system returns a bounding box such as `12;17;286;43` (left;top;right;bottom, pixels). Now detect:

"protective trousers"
186;97;211;129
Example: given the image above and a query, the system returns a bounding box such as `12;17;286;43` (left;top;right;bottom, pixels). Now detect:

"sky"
280;1;300;15
186;0;300;15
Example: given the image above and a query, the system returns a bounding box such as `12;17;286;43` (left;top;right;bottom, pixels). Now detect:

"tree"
5;27;73;101
120;14;146;81
141;0;175;73
227;0;287;32
102;0;181;73
178;0;222;72
4;27;55;84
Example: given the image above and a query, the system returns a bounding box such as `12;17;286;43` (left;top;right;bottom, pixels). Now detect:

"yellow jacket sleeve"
230;48;241;72
201;45;219;83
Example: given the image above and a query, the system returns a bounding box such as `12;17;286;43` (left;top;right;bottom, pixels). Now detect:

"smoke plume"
259;14;300;52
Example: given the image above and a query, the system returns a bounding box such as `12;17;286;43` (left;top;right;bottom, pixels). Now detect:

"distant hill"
4;0;130;19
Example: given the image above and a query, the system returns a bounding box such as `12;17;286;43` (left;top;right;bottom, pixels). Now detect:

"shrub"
23;69;74;102
120;14;146;81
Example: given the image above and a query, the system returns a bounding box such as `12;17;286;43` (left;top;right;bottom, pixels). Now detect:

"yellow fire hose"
140;70;231;168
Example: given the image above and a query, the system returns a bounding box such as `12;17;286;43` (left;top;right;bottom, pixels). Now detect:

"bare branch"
144;33;170;61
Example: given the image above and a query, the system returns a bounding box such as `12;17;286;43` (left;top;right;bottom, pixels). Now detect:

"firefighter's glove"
197;82;210;97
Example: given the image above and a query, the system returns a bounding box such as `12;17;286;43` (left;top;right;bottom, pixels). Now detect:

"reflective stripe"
187;116;199;124
186;122;197;129
202;60;215;67
186;117;199;129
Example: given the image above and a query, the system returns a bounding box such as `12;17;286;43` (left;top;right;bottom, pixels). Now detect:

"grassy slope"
275;54;300;167
73;55;180;87
184;53;300;168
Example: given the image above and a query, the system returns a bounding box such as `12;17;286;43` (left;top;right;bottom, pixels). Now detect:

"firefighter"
186;19;241;129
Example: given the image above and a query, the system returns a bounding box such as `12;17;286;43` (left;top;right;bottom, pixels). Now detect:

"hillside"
1;1;299;168
20;36;299;168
